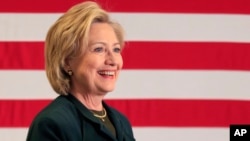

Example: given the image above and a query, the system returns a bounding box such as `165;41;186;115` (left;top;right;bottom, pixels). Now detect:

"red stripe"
0;0;250;14
0;99;249;127
0;42;44;70
1;41;250;70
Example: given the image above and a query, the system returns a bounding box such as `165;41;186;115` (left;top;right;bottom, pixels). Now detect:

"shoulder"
28;95;81;134
35;95;78;121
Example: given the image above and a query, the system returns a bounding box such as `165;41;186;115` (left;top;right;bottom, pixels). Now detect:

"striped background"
1;0;250;140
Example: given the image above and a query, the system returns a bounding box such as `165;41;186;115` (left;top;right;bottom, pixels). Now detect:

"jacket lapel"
66;94;117;141
103;103;124;141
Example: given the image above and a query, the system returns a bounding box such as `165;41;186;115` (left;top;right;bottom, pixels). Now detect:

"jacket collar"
105;105;124;141
66;93;101;124
66;94;125;141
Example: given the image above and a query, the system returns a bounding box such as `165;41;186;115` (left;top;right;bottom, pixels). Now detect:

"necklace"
92;108;106;122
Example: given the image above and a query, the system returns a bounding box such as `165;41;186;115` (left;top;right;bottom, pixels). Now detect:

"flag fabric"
1;0;250;140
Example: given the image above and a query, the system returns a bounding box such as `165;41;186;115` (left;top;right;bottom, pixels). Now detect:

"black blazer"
26;94;135;141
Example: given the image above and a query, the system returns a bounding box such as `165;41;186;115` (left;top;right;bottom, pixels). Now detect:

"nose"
105;50;116;66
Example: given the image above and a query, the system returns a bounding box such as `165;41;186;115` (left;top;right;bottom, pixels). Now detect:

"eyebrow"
90;42;121;46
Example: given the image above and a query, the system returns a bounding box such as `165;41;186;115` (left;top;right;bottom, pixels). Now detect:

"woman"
26;1;135;141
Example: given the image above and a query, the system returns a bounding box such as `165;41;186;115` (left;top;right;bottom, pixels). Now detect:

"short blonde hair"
45;1;124;95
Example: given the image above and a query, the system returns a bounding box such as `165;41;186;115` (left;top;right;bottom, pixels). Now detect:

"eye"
113;47;121;53
93;47;104;53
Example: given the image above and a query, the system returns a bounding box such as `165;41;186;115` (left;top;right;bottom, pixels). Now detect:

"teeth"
98;71;115;76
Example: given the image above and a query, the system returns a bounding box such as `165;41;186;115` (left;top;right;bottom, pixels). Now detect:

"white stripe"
0;13;250;42
133;127;229;141
0;128;28;141
0;127;229;141
1;70;250;100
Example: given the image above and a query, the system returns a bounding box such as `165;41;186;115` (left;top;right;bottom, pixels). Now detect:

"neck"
70;91;104;111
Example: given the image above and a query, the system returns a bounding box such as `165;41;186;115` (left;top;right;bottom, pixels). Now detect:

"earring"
68;70;73;76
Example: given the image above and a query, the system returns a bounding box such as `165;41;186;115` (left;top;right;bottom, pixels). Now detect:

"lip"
98;69;117;72
97;70;117;78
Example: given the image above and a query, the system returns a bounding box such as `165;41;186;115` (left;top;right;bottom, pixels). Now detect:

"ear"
63;58;71;72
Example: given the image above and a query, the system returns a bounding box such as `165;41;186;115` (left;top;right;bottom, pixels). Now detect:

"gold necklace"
92;108;106;122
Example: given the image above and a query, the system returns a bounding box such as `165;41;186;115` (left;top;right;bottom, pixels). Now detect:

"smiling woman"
68;23;123;96
26;1;135;141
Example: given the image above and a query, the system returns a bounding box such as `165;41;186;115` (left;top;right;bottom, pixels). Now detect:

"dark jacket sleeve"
26;117;64;141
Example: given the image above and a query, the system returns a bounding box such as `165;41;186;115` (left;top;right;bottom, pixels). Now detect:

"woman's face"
68;23;123;95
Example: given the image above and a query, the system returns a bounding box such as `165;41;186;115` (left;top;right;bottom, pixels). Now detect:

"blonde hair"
45;1;124;95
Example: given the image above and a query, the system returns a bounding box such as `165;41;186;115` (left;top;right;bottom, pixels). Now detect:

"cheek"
85;62;98;72
81;55;99;69
117;55;123;68
74;60;96;75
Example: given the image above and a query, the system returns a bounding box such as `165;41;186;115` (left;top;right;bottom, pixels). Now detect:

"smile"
98;71;115;76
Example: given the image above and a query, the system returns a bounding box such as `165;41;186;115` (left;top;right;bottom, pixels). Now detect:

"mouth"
98;70;116;77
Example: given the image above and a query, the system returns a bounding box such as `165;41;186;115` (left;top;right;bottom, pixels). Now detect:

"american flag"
1;0;250;140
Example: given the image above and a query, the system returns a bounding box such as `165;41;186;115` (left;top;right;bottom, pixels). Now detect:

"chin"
105;87;115;92
104;86;116;92
97;83;116;93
